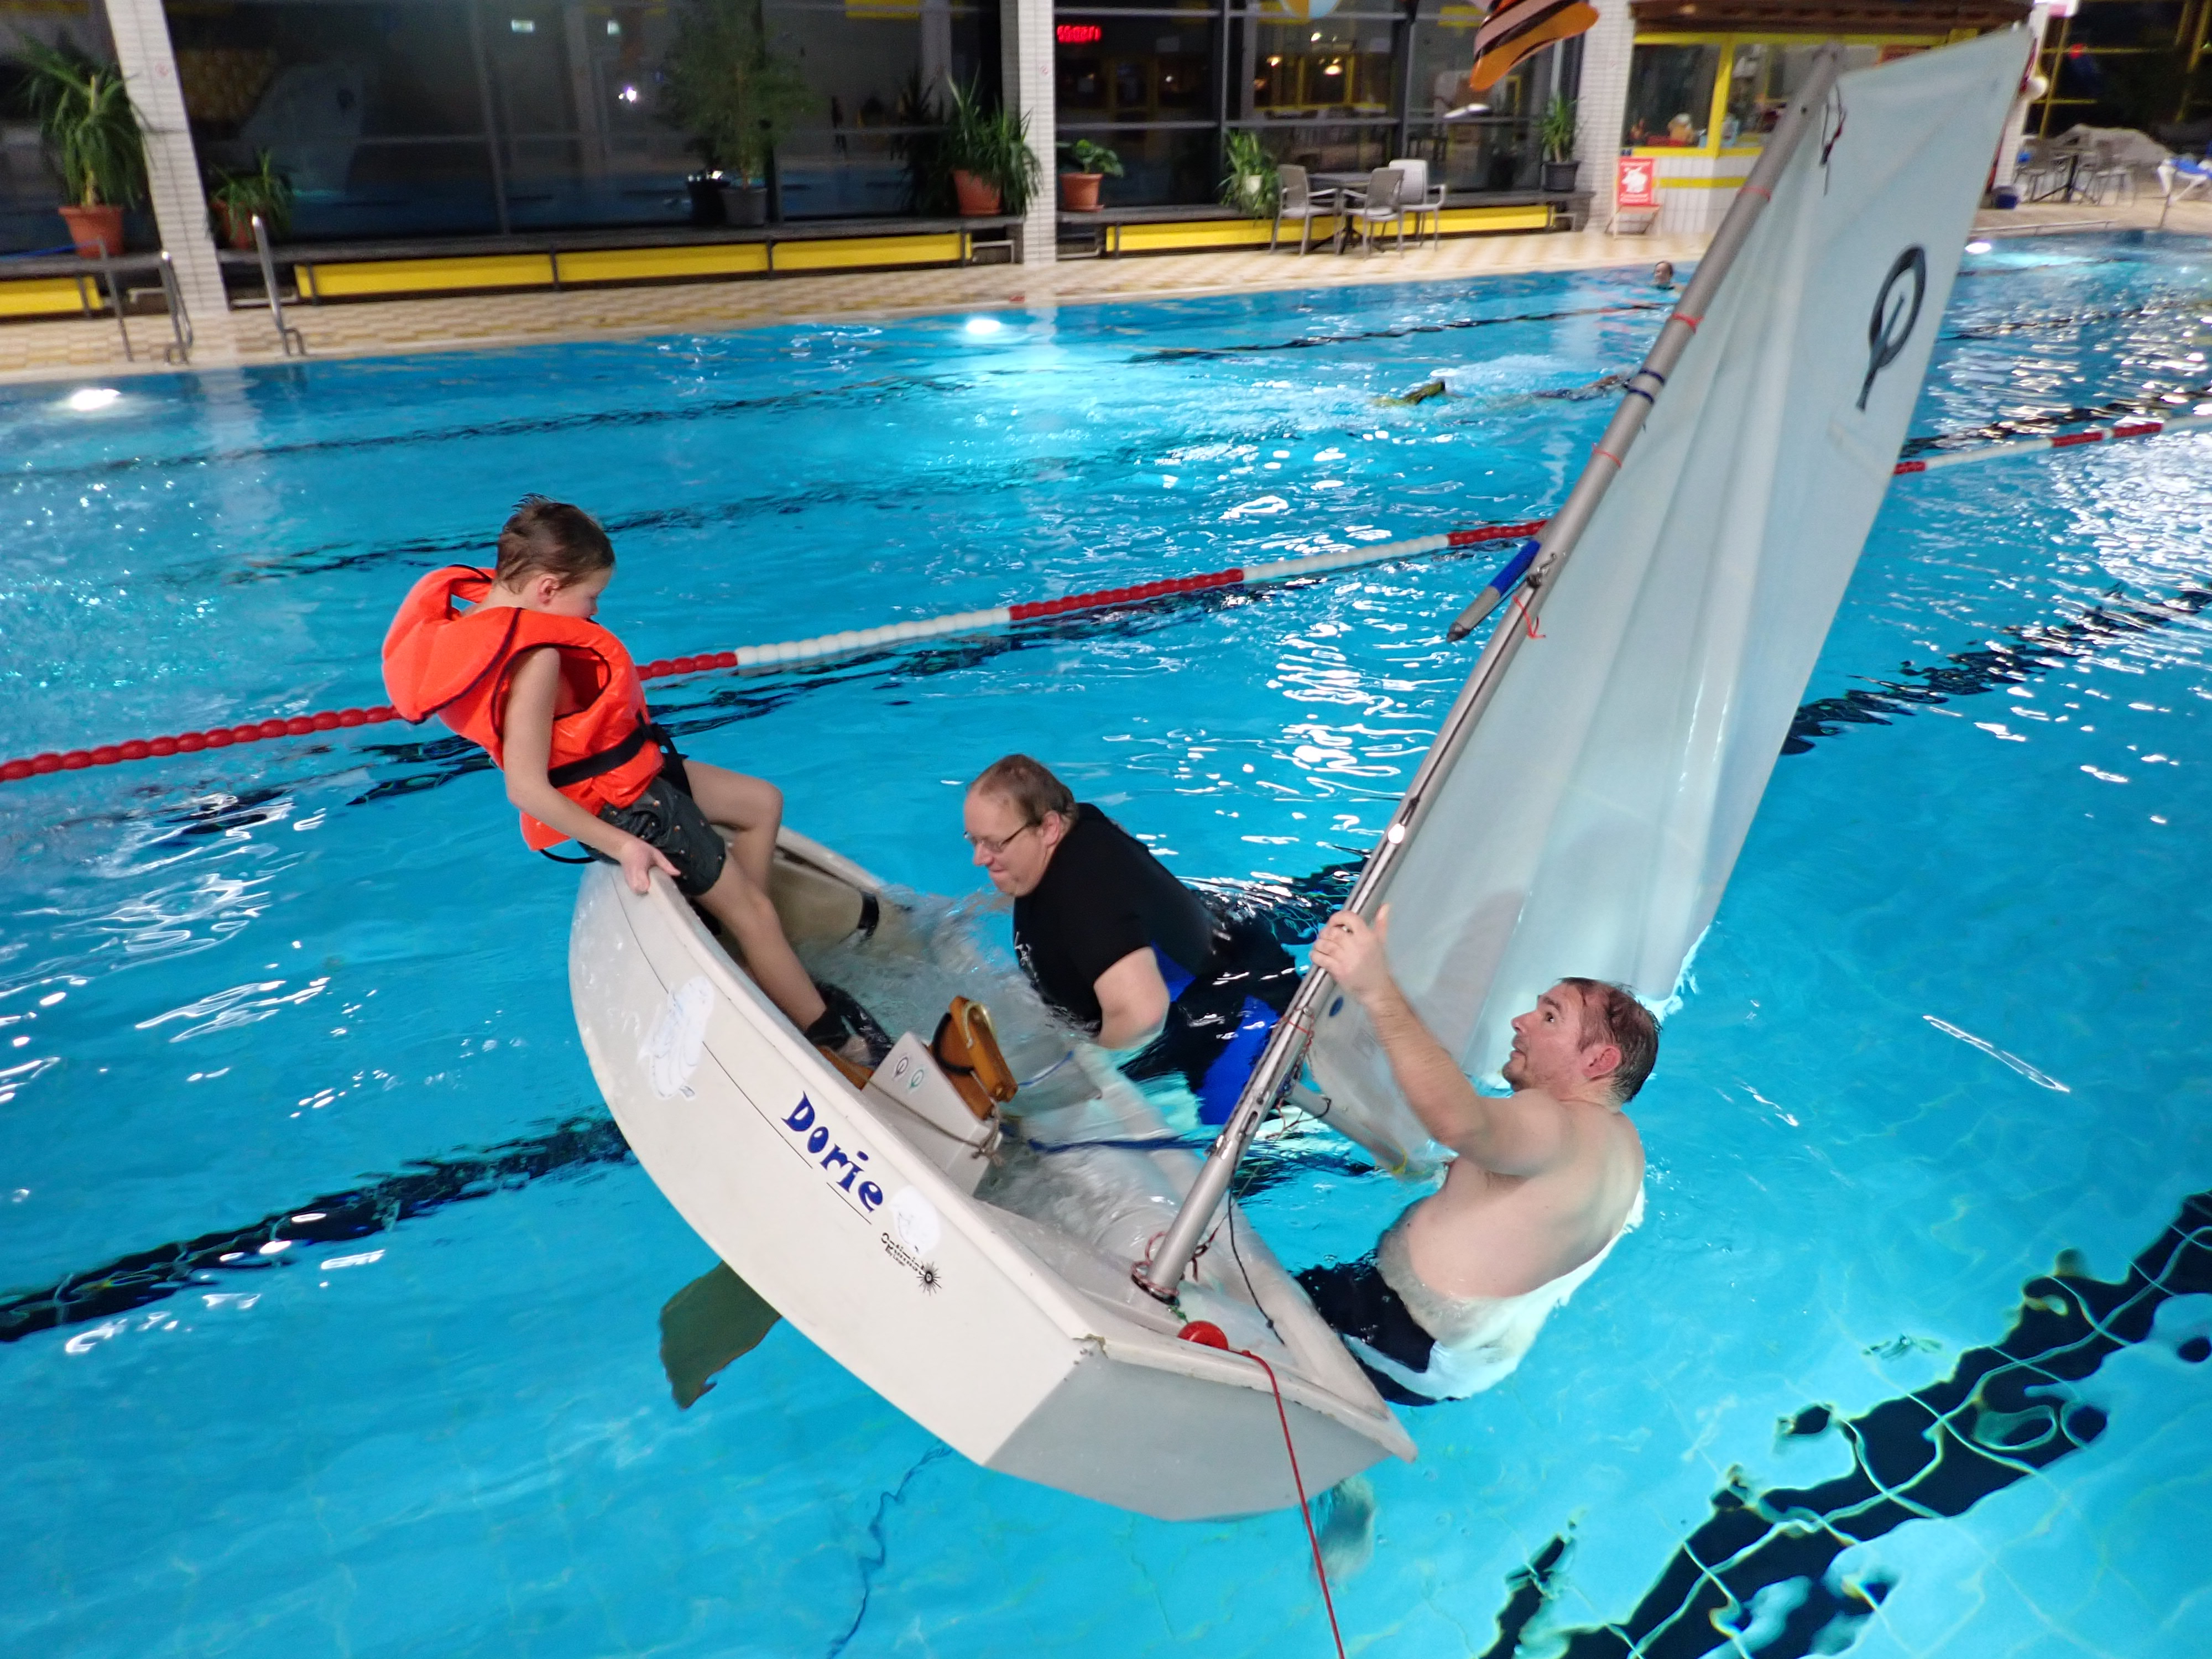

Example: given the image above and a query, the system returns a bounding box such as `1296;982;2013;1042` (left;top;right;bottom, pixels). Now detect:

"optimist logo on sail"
1858;245;1927;410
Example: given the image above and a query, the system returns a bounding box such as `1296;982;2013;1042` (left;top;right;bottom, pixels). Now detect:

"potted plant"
662;0;813;227
15;40;144;257
1219;129;1279;219
1057;137;1121;212
941;78;1039;217
207;150;292;249
1538;95;1579;194
891;71;948;214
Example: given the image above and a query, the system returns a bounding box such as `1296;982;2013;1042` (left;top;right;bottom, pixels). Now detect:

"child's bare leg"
695;858;826;1034
681;761;780;892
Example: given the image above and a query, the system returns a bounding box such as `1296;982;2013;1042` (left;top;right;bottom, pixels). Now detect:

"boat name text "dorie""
781;1095;885;1213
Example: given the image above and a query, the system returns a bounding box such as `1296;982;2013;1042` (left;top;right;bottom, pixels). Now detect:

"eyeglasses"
966;820;1038;860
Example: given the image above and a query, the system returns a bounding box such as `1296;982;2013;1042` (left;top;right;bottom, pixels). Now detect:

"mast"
1134;46;1846;1304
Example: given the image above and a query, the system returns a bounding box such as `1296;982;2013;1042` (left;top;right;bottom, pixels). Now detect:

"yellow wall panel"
770;234;966;271
0;276;101;319
1436;206;1553;233
557;243;769;283
1114;219;1290;253
301;254;556;298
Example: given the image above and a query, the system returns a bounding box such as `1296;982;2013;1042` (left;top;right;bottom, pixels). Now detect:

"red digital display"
1057;23;1102;44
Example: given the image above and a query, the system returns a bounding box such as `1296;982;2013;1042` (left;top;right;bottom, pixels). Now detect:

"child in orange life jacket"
382;497;885;1067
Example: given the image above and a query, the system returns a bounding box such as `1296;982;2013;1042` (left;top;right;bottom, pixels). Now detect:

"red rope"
1242;1347;1349;1659
1177;1320;1347;1655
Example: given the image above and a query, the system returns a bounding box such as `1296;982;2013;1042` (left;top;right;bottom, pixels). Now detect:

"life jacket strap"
547;717;672;788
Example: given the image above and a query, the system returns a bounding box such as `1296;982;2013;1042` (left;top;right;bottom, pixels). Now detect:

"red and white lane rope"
8;407;2208;789
0;518;1543;785
1893;410;2212;474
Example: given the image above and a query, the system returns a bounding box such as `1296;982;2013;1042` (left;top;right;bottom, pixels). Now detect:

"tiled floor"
3;197;2203;387
2;224;1715;385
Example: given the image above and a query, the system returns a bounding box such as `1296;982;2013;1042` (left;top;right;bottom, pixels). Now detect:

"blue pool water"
3;233;2210;1657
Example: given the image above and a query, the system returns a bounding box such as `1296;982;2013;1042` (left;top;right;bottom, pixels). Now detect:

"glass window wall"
1059;0;1576;210
1623;41;1719;149
2;5;148;254
158;0;994;242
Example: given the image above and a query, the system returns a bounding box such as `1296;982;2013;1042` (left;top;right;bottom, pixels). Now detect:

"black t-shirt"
1013;805;1218;1029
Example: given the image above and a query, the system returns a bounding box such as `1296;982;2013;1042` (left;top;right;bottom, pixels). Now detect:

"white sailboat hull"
568;846;1413;1520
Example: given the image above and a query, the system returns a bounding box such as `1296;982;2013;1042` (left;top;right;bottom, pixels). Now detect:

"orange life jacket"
381;566;662;849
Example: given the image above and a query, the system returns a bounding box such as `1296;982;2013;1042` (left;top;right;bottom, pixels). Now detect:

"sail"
1307;32;2029;1167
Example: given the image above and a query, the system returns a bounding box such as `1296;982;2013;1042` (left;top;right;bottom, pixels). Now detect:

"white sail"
1308;32;2030;1166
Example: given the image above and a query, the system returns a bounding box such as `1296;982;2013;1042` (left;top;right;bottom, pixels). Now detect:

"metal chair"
1388;156;1449;247
2013;138;2065;204
2081;139;2137;206
1269;164;1339;254
1339;167;1407;254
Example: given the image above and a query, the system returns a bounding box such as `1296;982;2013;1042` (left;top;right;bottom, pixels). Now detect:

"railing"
252;215;307;357
155;251;192;364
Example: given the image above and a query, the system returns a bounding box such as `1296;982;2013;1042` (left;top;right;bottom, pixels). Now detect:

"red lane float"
1;706;401;784
1893;411;2212;474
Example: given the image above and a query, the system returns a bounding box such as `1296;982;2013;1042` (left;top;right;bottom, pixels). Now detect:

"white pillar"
102;0;237;358
922;0;953;100
1573;0;1633;229
1991;6;2052;194
564;4;608;180
1000;0;1055;264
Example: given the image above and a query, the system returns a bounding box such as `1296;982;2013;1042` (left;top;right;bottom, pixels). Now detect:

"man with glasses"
963;754;1297;1119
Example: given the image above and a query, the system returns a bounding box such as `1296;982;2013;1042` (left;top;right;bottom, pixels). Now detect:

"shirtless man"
1297;906;1656;1404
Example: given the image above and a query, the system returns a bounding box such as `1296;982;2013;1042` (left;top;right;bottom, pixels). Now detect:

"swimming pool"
3;232;2208;1657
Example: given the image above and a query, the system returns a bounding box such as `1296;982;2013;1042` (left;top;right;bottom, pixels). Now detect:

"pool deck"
3;196;2204;387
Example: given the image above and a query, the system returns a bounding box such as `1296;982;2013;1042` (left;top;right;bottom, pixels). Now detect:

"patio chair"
2158;153;2210;226
2013;138;2065;204
1270;164;1340;254
1389;157;1449;247
1339;167;1408;255
2081;139;2137;206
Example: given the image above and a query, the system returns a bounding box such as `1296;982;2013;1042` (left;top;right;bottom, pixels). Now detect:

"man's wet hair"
1558;977;1660;1102
495;495;614;587
971;754;1076;827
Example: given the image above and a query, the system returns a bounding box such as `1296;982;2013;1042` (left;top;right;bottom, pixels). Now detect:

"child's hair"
494;495;614;587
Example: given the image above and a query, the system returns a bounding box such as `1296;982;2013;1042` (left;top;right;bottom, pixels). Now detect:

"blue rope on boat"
1025;1134;1213;1154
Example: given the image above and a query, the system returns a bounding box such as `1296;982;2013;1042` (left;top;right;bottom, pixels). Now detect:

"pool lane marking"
0;1114;632;1345
1475;1186;2212;1658
8;407;2211;791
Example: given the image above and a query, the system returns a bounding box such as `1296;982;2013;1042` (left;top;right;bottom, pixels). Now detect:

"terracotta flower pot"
59;204;125;258
213;204;260;251
952;170;1002;217
1059;171;1103;212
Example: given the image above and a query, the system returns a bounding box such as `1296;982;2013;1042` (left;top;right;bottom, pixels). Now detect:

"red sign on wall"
1056;23;1102;43
1616;156;1658;210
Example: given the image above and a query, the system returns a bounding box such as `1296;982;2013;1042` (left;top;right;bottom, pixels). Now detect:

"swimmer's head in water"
1504;978;1658;1103
1653;260;1676;290
966;753;1076;896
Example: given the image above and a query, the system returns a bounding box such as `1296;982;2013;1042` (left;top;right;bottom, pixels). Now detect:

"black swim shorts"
597;770;728;898
1296;1257;1441;1407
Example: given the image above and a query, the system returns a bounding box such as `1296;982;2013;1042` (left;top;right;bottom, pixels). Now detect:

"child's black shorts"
597;770;728;896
